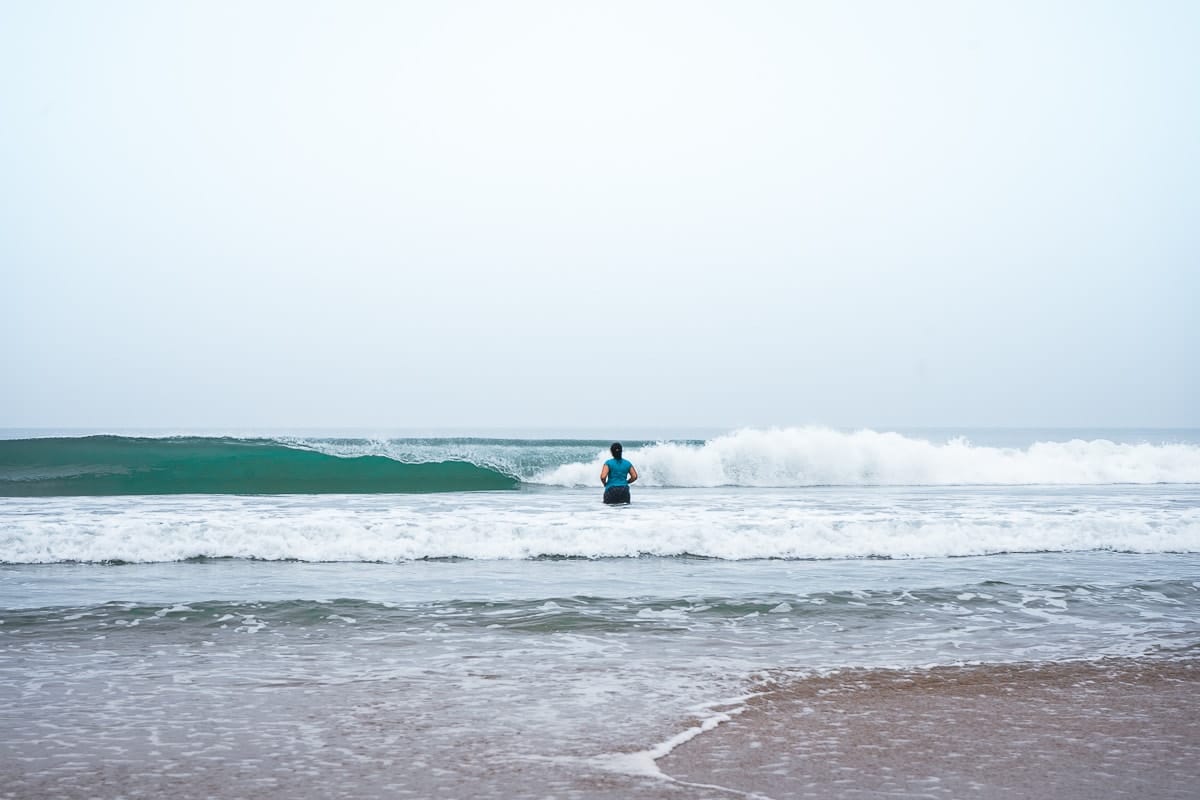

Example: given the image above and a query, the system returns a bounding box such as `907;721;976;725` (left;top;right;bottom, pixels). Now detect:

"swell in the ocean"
0;436;517;496
2;428;1199;496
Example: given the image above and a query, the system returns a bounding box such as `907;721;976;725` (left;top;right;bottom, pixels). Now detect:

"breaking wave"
2;427;1198;496
533;428;1200;487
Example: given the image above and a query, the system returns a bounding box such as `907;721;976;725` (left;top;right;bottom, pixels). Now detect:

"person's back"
600;442;638;504
604;457;633;487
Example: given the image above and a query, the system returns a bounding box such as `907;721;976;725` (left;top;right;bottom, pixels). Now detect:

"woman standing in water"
600;442;638;504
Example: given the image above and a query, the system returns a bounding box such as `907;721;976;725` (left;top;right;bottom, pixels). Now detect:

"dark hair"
610;442;623;459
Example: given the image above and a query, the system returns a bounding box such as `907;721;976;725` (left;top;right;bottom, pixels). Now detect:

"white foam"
591;694;771;799
2;493;1197;563
532;428;1200;487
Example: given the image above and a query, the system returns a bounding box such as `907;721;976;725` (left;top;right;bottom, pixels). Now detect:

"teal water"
0;436;517;495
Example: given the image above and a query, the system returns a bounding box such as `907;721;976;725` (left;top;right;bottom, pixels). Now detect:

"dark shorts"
603;485;631;505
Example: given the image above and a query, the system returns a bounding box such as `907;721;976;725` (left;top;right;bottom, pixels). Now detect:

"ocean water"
2;427;1199;798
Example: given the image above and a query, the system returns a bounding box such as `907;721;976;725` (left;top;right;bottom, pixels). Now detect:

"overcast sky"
2;1;1197;431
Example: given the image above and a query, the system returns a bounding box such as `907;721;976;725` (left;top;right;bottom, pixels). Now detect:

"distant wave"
0;436;517;496
533;428;1200;487
2;428;1199;497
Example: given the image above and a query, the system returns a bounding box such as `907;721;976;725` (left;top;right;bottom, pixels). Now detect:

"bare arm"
600;463;610;486
628;465;638;484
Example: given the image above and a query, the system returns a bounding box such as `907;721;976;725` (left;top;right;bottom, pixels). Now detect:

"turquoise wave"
0;436;518;496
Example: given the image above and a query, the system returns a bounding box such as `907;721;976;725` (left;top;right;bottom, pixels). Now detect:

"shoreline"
658;656;1200;799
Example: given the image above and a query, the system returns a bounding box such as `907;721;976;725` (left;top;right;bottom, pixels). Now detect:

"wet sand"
5;656;1197;799
660;658;1200;799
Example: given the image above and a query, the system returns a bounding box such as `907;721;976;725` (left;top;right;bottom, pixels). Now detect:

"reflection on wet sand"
662;657;1200;799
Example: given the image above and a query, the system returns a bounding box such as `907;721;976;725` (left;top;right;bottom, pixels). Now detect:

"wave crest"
532;428;1200;487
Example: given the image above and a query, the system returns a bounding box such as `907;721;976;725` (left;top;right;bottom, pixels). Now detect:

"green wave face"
0;437;518;496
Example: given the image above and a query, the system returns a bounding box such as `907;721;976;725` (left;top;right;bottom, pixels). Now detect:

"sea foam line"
590;694;774;799
3;502;1198;563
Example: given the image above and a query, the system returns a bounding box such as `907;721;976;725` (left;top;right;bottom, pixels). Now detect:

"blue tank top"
605;458;633;487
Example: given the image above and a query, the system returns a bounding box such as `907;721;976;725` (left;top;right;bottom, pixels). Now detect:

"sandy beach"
660;657;1200;799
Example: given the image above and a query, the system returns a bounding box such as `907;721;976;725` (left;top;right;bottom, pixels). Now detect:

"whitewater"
3;487;1199;564
530;428;1200;487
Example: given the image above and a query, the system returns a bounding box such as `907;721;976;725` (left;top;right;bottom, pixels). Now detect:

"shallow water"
4;547;1200;798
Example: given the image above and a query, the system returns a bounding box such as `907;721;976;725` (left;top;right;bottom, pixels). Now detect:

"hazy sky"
3;1;1197;430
